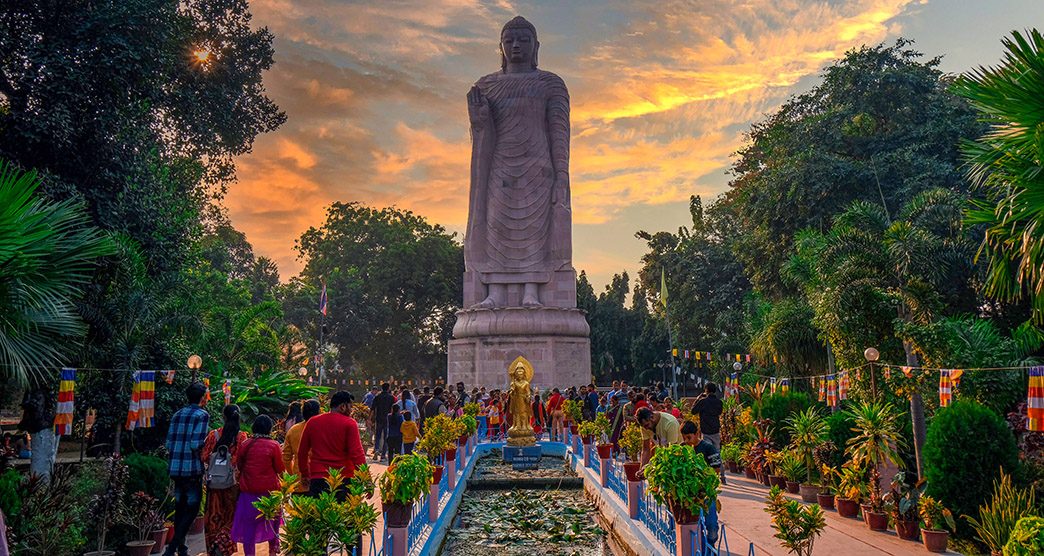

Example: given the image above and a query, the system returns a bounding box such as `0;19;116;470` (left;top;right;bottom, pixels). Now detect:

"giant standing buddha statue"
447;16;591;390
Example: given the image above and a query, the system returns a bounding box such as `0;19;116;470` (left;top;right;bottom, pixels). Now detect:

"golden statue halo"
508;355;534;382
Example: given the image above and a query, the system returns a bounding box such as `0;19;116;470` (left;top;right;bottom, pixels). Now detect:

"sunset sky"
228;0;1039;291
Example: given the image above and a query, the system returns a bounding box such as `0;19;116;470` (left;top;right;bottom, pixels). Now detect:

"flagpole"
318;280;326;387
660;267;678;400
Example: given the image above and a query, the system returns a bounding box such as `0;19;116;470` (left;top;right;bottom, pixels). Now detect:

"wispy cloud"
229;0;920;284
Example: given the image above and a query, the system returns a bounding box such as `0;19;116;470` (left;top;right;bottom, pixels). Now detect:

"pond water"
438;450;613;556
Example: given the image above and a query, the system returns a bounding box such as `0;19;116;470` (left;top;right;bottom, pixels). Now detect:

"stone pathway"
717;474;958;555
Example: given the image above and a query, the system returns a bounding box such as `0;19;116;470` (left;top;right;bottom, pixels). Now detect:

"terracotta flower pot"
382;500;413;528
895;519;920;541
165;525;174;544
596;444;613;459
865;511;888;531
581;435;594;445
458;434;468;446
150;527;169;554
431;464;444;484
624;461;642;482
569;423;579;435
669;503;700;525
126;541;156;556
835;497;859;518
816;493;835;510
798;484;819;503
444;448;457;462
785;481;800;494
770;475;787;489
726;461;739;473
189;515;205;535
921;529;948;553
760;472;772;486
744;467;757;479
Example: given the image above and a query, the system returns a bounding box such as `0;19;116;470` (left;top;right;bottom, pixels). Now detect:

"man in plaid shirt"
163;382;209;556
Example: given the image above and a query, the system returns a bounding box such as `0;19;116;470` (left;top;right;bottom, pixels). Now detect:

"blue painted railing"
638;485;677;555
607;457;627;501
590;449;600;474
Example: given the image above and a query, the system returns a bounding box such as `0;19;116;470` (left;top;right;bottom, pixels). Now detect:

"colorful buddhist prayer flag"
901;366;912;378
838;371;848;400
707;352;712;362
951;369;964;389
1028;367;1044;432
939;370;953;407
672;348;678;357
735;354;741;362
138;371;156;428
780;378;790;394
883;366;891;379
164;370;176;384
826;374;838;408
684;350;690;359
202;377;212;403
746;354;751;363
126;371;142;430
54;368;76;436
223;379;232;405
818;377;825;402
770;377;777;394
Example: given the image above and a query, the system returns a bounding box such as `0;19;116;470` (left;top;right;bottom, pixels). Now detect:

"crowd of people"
160;378;725;556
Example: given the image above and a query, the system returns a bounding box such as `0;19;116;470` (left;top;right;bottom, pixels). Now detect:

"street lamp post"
187;354;202;383
863;347;880;399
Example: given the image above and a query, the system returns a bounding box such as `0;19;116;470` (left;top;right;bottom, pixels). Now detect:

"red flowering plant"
120;491;166;543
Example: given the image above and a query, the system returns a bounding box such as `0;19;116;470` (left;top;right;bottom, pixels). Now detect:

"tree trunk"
904;339;926;479
826;344;838;413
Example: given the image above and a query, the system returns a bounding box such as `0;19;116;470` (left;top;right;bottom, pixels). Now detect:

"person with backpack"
201;404;247;556
386;405;404;458
232;415;284;556
163;383;210;556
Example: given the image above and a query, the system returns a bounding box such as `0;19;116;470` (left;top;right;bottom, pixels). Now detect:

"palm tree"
954;29;1044;323
845;401;906;505
0;162;113;386
787;407;829;484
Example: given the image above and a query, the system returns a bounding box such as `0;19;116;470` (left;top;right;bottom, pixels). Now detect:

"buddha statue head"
500;16;538;71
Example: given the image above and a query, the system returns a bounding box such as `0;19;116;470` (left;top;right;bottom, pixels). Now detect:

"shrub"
760;392;812;447
0;469;22;520
644;443;720;518
1004;516;1044;556
966;471;1037;554
124;453;169;502
925;400;1019;537
619;423;644;462
764;485;826;556
378;454;432;505
825;411;856;467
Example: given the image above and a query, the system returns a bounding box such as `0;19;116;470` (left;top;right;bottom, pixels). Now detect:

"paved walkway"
717;473;957;555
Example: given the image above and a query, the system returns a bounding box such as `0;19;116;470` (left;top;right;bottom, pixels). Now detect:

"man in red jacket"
297;391;366;499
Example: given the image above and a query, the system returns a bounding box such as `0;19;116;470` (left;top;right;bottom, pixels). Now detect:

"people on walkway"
163;382;210;556
547;388;565;441
398;387;420;422
282;399;320;493
582;384;599;421
401;412;419;455
531;393;547;440
371;383;396;462
636;407;681;446
691;382;725;484
283;401;302;434
202;404;247;556
387;404;404;458
232;415;284;556
297;391;367;498
681;420;720;545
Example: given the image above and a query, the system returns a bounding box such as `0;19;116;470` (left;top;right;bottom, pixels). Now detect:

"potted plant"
619;423;644;481
747;419;774;485
593;413;614;459
255;467;379;556
377;454;433;528
190;489;206;534
766;450;788;489
740;442;757;479
563;399;583;434
918;495;955;553
1004;516;1044;555
882;471;921;541
777;450;805;495
416;432;446;485
120;491;163;556
84;455;128;556
966;471;1036;555
577;420;598;445
835;464;867;519
644;444;720;524
843;401;905;529
786;408;828;503
720;443;741;474
422;414;462;467
816;465;837;510
458;414;478;445
763;486;826;556
462;402;480;417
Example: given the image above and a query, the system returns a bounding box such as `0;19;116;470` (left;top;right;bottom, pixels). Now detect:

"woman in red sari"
201;404;247;556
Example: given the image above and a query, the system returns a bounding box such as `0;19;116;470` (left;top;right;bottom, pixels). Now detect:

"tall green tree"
726;40;983;296
0;163;113;386
955;29;1044;323
295;202;463;380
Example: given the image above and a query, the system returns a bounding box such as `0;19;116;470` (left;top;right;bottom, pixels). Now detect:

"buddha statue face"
513;362;529;382
499;16;538;70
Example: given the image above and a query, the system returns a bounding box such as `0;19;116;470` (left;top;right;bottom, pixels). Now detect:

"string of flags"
222;379;233;405
672;349;753;363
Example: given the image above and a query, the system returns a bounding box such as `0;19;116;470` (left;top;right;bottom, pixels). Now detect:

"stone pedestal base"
448;334;591;390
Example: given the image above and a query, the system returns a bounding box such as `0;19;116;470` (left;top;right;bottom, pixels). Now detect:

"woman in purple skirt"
231;415;284;555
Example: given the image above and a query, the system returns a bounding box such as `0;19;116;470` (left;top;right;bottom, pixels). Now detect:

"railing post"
446;451;456;490
582;442;592;467
387;526;407;556
428;483;438;522
626;479;642;519
599;457;610;488
676;519;698;556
